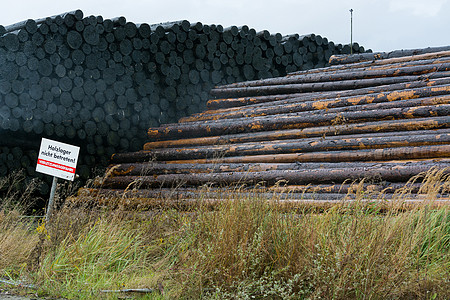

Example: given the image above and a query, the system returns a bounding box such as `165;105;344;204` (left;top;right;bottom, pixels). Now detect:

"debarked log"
144;116;450;149
118;130;450;162
99;164;450;188
148;104;450;141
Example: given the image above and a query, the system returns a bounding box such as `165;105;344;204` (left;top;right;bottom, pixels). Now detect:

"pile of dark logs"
0;10;368;196
82;48;450;208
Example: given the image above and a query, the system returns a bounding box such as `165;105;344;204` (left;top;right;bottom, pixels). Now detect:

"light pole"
350;9;353;54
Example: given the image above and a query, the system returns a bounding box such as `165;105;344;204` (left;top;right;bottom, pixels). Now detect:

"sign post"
36;138;80;222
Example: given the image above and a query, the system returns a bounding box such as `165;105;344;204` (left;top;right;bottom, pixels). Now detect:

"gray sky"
1;0;449;52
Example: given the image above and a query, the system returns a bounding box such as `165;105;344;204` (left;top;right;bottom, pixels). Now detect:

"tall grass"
0;172;40;281
39;214;151;297
0;170;449;299
168;195;449;299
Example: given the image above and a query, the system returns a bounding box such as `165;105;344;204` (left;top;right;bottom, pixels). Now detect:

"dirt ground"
0;294;37;300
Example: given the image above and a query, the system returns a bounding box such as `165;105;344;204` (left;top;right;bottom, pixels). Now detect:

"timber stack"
0;10;368;196
82;47;450;208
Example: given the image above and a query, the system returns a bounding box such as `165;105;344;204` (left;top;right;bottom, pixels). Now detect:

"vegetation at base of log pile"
0;169;449;299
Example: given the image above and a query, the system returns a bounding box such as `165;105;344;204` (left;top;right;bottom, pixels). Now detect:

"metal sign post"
46;177;58;222
35;138;80;222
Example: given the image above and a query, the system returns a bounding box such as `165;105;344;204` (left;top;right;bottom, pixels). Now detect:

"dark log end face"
83;25;99;45
67;30;82;49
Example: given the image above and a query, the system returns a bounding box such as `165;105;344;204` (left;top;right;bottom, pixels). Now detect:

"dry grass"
0;168;449;299
170;193;449;299
0;172;40;280
0;209;39;279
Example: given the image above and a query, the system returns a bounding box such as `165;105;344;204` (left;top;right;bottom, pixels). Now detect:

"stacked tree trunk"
85;48;450;207
0;10;367;196
328;45;450;65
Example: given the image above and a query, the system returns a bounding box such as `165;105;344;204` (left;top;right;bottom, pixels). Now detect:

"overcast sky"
0;0;449;52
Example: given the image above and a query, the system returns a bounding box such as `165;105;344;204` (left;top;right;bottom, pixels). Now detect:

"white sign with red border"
36;138;80;181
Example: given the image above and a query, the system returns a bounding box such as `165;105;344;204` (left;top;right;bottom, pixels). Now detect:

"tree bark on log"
144;116;450;149
107;159;450;176
219;56;450;89
206;72;450;109
100;164;450;188
329;46;450;65
118;131;450;163
210;64;450;98
241;50;450;83
161;145;450;164
182;92;450;122
148;105;450;141
71;187;450;211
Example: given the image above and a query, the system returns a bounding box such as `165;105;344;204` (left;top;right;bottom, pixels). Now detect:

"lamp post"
350;8;353;54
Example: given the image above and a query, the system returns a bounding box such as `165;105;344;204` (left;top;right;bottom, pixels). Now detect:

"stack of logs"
0;10;368;196
82;48;450;207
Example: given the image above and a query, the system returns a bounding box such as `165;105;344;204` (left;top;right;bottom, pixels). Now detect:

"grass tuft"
0;168;449;299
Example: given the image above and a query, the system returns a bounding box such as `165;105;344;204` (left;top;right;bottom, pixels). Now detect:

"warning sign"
36;138;80;181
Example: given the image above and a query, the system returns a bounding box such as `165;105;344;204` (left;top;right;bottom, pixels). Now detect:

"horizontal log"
245;76;450;110
76;181;426;202
283;50;450;78
3;10;83;34
206;71;450;109
182;89;450;122
77;186;442;202
210;63;450;98
148;104;450;141
329;46;450;65
268;182;425;194
100;164;450;188
149;20;191;32
210;75;444;99
218;57;450;89
70;188;450;211
144;116;450;150
107;159;450;177
122;130;450;162
164;144;450;165
108;162;288;175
